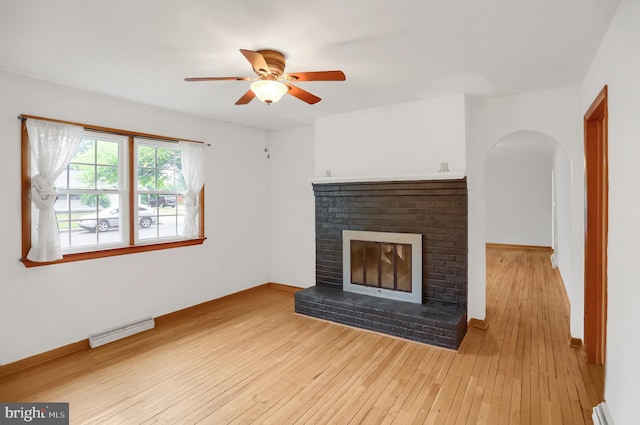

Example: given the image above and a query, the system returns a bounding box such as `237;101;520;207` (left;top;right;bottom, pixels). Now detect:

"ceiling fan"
184;49;346;105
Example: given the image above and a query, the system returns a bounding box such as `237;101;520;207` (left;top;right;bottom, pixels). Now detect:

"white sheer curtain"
26;119;83;262
179;141;206;238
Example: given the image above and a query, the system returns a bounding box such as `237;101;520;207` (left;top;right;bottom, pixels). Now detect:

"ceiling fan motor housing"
257;49;286;78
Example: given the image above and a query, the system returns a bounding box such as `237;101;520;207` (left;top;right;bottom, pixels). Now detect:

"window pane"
96;165;119;190
146;194;177;208
137;167;156;190
68;223;98;248
138;145;156;169
175;168;186;192
72;138;95;162
156;147;174;168
66;139;96;190
96;140;118;166
137;144;183;191
157;148;180;191
77;206;119;232
94;140;120;189
74;194;114;210
69;221;124;247
63;137;121;192
68;164;95;190
58;201;124;249
137;194;185;241
157;215;180;238
160;171;176;191
55;193;72;242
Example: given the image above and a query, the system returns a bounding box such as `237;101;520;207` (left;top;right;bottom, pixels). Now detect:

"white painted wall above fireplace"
315;95;466;179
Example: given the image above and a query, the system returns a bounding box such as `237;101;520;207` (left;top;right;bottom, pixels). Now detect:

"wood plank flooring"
0;246;604;424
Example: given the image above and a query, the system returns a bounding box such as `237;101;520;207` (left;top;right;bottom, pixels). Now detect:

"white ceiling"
0;0;620;131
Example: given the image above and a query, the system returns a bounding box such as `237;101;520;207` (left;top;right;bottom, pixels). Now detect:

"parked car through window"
78;206;157;232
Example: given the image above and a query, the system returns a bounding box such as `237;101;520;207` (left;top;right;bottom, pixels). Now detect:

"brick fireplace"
294;177;468;349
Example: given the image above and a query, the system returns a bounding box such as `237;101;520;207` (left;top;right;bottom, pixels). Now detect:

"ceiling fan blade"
240;49;271;76
235;90;256;105
184;77;251;82
283;70;346;82
285;84;321;104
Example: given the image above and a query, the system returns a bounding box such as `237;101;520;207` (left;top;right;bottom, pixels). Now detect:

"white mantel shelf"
309;172;466;184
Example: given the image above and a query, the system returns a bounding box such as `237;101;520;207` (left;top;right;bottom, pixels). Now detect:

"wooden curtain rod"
18;114;210;146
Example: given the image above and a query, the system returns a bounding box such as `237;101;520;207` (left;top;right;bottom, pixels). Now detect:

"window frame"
20;115;206;268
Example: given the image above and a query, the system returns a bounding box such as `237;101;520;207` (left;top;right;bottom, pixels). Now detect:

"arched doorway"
485;131;563;248
484;130;573;318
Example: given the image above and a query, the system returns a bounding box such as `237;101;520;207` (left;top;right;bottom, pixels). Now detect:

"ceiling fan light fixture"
250;80;288;104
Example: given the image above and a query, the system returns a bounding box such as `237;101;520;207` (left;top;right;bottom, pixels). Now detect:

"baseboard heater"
89;316;155;348
593;402;614;425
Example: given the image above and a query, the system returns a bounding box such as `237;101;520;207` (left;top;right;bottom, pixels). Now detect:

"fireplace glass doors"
343;230;422;304
350;241;412;292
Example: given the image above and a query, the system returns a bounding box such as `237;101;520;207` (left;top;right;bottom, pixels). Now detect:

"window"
135;139;186;241
21;116;206;267
55;133;127;251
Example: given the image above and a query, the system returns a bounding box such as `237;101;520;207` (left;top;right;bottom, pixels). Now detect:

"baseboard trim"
154;283;272;327
592;401;614;425
570;336;583;348
486;243;552;252
267;282;304;293
0;282;298;379
468;318;489;330
0;339;89;379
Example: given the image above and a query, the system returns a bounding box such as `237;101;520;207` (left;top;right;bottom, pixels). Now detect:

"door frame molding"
583;85;608;365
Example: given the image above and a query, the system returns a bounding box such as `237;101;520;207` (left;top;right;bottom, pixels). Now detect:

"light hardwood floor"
0;247;603;424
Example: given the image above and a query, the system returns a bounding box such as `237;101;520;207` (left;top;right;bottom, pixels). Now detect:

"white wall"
315;95;466;178
268;126;316;287
466;88;583;327
465;98;486;321
553;145;573;293
0;71;270;365
485;132;554;246
582;1;640;423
